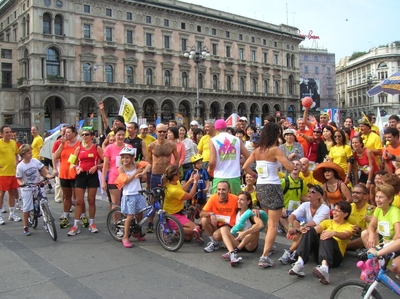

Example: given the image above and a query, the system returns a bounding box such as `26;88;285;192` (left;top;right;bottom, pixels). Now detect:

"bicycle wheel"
106;207;125;242
41;201;57;241
28;209;38;228
330;280;382;299
155;214;184;252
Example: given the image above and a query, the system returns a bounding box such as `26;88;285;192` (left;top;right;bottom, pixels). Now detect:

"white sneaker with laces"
313;265;330;284
0;216;5;225
204;241;220;253
289;261;305;277
278;249;291;265
9;213;21;222
230;252;243;266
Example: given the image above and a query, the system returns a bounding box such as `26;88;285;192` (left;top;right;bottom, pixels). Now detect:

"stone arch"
250;103;261;126
209;101;222;120
142;98;158;123
223;101;235;119
160;99;175;123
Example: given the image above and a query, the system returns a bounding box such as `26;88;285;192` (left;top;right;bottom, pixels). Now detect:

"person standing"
0;125;21;224
243;123;294;268
138;124;156;149
31;126;43;160
208;119;249;195
198;120;217;169
125;122;146;162
52;125;68;203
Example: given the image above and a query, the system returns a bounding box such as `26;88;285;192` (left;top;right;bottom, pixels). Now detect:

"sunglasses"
308;189;317;194
81;133;91;136
158;131;167;133
313;131;321;133
334;136;342;138
352;191;366;195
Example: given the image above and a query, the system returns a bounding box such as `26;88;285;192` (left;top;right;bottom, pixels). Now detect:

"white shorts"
21;188;34;213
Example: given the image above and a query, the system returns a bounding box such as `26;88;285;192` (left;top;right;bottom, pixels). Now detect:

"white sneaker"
289;261;305;277
9;213;21;222
1;206;6;213
204;241;220;253
0;216;5;225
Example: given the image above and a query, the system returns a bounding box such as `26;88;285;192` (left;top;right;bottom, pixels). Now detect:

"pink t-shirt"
104;143;132;184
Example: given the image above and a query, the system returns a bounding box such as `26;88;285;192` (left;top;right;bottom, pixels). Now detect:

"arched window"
252;78;257;92
286;53;290;67
43;13;51;34
83;63;91;82
146;68;152;85
227;76;232;90
46;47;60;76
198;73;203;89
288;75;294;95
291;54;295;68
239;77;245;91
126;66;134;84
182;72;188;87
274;81;279;94
263;80;268;93
212;75;218;89
54;15;63;35
105;65;113;83
164;70;171;86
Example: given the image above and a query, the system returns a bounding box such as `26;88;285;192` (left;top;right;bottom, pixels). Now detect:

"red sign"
298;30;320;40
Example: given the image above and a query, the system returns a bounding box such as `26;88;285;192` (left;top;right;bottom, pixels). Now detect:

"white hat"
239;116;248;122
139;124;148;130
283;128;296;136
190;120;199;126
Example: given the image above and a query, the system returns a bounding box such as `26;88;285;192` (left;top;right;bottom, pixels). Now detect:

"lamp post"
367;74;373;114
183;46;210;122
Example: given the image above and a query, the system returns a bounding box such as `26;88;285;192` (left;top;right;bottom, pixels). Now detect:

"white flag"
118;95;137;124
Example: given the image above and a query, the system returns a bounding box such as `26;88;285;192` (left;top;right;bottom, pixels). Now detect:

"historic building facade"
336;42;400;122
0;0;303;132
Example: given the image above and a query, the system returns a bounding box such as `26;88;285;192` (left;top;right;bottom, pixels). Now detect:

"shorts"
21;188;34;213
107;184;118;190
212;177;241;195
257;184;284;210
239;243;258;253
60;178;75;188
150;173;163;189
121;194;148;215
0;176;20;191
75;171;100;189
359;173;375;185
41;157;53;168
168;213;190;230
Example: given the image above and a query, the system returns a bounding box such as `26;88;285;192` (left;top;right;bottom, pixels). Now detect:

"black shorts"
60;178;75;188
239;243;258;253
75;171;100;189
107;183;119;190
41;157;53;168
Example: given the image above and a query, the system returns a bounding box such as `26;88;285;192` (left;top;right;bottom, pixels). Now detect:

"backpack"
283;175;303;195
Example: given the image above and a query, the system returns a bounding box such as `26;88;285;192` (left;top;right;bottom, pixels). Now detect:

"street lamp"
183;45;210;122
366;74;374;113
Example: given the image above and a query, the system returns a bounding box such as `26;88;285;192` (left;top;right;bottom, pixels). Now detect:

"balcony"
104;41;117;50
123;44;137;52
144;46;156;54
211;55;221;62
81;38;95;47
45;75;66;84
238;59;247;66
162;49;173;56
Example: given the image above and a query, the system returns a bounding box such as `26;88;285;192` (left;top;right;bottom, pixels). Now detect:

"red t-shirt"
78;144;99;171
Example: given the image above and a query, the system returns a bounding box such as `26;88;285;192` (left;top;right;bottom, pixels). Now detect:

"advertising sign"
300;78;320;110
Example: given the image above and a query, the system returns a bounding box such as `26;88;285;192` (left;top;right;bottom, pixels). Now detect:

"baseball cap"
113;115;125;124
239;116;248;122
215;119;227;130
139;124;148;130
190;120;199;126
307;184;324;196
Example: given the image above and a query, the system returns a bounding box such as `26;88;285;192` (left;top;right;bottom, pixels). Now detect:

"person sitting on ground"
288;201;353;284
369;170;388;206
384;169;400;209
278;184;330;265
347;184;373;251
196;181;238;253
220;191;268;266
361;183;400;249
242;172;258;208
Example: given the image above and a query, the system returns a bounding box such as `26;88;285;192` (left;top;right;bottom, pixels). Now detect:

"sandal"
122;239;133;248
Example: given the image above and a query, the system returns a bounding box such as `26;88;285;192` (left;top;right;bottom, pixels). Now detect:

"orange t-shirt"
296;128;312;154
59;142;80;180
383;145;400;173
202;193;238;227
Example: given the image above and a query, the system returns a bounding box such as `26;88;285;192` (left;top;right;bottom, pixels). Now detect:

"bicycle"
330;252;400;299
106;187;185;252
24;178;57;241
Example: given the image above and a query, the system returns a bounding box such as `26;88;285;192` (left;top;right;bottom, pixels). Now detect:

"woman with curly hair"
243;123;294;268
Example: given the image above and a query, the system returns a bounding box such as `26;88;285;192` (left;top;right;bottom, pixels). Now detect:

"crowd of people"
1;103;400;285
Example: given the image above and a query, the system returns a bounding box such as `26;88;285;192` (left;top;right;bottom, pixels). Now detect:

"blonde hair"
375;183;395;203
18;144;32;157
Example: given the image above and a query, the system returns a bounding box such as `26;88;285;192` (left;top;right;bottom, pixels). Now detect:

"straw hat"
313;162;346;183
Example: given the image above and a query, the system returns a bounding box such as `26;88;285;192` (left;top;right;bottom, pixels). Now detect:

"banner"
118;95;137;124
225;113;240;127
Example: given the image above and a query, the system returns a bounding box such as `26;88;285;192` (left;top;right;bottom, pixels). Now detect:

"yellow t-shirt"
299;171;321;186
319;219;353;256
242;187;258;206
197;134;211;162
393;194;400;209
32;135;44;159
163;181;186;214
138;134;156;148
348;202;370;230
0;139;18;176
329;145;353;175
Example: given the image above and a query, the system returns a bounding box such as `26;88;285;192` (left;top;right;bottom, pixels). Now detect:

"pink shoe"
132;232;146;241
122;239;133;248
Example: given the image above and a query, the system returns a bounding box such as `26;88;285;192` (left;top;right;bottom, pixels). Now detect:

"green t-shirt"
280;175;307;210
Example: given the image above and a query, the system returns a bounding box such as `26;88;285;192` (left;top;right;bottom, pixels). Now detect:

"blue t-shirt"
184;168;210;200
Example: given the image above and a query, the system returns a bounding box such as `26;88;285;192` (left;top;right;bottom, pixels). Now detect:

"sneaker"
9;213;21;222
289;261;305;277
230;252;243;267
222;252;231;261
0;216;4;225
55;199;62;203
81;216;89;228
204;241;220;253
67;225;81;236
192;226;204;244
146;222;154;233
258;256;275;268
313;265;330;284
1;206;6;213
289;250;297;263
268;245;278;256
23;226;31;236
88;223;98;233
60;213;69;220
278;249;292;265
60;217;70;229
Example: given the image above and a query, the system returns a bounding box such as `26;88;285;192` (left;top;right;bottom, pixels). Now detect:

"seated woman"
241;172;258;208
278;184;330;265
220;191;268;266
313;161;352;206
288;201;353;284
361;183;400;249
163;165;200;242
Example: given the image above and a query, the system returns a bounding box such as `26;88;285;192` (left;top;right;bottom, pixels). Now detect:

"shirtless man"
146;124;178;232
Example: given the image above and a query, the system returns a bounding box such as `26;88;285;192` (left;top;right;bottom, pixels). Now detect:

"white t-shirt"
292;202;330;225
211;132;241;179
16;158;44;186
122;168;141;196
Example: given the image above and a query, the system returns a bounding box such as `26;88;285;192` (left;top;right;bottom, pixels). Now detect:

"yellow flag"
118;95;137;123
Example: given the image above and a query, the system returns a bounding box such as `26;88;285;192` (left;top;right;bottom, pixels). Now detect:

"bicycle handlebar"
20;177;55;188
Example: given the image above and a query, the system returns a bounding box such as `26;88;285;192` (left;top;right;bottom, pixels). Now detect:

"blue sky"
181;0;399;63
